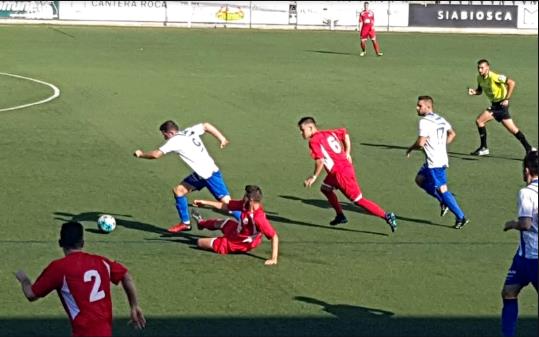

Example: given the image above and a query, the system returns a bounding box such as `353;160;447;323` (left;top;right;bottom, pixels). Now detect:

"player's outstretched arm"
203;122;229;149
121;272;146;330
265;233;279;266
14;270;37;301
193;199;229;211
504;217;533;232
133;149;163;159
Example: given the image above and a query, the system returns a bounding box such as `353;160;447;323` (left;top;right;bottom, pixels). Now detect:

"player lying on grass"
192;184;279;266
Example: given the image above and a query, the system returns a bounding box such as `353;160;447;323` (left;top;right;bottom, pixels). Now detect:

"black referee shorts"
487;101;511;122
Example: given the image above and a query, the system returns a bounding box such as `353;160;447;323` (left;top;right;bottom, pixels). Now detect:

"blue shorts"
418;164;447;188
183;170;231;200
504;254;538;289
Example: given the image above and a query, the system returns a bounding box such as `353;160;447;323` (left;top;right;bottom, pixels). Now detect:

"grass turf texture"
0;25;537;336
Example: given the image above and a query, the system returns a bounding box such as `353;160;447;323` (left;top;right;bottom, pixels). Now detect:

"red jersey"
227;199;276;249
31;251;128;337
308;128;353;174
359;9;375;27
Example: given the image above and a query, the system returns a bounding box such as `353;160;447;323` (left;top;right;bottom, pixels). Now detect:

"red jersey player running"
193;184;279;265
298;117;397;232
15;221;145;336
358;1;383;57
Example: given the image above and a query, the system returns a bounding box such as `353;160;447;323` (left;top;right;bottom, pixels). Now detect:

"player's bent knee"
438;185;448;193
415;175;424;187
173;185;189;197
501;286;520;299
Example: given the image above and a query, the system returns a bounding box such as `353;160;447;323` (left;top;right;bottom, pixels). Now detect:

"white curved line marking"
0;72;60;112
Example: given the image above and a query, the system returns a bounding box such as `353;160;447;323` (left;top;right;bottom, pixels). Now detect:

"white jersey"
159;123;219;179
516;179;538;259
418;112;452;168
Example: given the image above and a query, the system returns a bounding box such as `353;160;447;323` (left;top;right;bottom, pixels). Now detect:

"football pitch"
0;25;537;336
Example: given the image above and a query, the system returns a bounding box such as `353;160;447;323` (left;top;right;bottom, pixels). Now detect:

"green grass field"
0;25;537;336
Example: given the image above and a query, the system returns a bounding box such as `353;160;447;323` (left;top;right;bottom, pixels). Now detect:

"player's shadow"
395;214;452;229
53;211;166;235
360;142;521;161
295;296;394;321
266;212;388;237
306;49;355;56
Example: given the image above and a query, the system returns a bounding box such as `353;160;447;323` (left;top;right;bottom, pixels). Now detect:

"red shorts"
323;168;363;202
211;220;261;255
360;26;376;39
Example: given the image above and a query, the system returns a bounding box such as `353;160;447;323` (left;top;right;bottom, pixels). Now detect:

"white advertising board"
166;1;289;25
59;1;167;22
295;1;408;28
518;3;538;29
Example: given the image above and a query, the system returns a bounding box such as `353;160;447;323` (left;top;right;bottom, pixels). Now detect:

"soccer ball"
97;214;116;233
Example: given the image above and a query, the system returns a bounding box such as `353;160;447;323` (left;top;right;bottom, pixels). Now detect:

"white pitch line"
0;72;60;112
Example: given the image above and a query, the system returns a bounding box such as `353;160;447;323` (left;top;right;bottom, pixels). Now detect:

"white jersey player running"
134;120;240;233
406;95;469;229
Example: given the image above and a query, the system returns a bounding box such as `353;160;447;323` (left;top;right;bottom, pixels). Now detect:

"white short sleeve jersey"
159;124;219;179
418;112;452;168
516;180;538;259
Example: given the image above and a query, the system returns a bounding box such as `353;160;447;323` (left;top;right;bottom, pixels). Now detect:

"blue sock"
175;196;190;224
441;191;465;220
501;298;518;337
230;211;241;221
421;180;443;203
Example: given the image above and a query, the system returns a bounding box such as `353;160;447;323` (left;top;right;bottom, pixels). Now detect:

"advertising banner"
518;3;538;29
409;4;518;28
59;1;167;22
0;1;59;19
166;1;289;26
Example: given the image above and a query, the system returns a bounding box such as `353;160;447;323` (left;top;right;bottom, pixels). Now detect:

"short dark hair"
59;221;84;249
524;150;538;176
297;117;316;127
417;95;434;104
245;185;263;202
159;120;179;133
477;59;490;66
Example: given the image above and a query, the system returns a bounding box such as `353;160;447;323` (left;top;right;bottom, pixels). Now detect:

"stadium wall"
0;1;537;35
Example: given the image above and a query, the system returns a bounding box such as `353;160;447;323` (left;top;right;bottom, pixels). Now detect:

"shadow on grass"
1;314;536;336
266;213;388;237
360;142;522;161
54;211;166;235
306;49;355;56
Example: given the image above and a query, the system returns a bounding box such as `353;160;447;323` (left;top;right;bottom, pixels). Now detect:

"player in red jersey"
193;184;279;265
298;117;397;232
15;221;145;336
358;1;383;56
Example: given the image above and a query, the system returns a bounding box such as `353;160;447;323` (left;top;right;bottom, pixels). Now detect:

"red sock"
356;198;386;219
198;219;223;230
321;188;343;215
372;40;381;54
360;40;366;51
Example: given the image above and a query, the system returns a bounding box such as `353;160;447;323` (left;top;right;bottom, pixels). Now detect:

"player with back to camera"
406;95;469;229
298;117;397;232
14;221;145;337
134;120;241;233
500;150;538;337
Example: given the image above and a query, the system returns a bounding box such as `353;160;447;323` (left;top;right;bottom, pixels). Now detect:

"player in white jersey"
406;96;469;229
134;120;240;233
501;150;538;337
